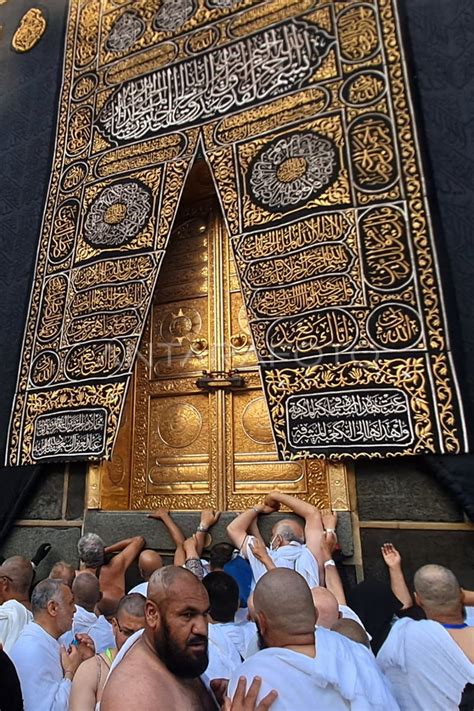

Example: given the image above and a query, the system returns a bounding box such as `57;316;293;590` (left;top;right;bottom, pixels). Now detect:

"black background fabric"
0;0;473;542
0;0;68;542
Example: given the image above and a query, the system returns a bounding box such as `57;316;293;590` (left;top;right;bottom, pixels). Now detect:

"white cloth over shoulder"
10;621;72;711
229;627;399;711
0;599;33;653
213;619;257;660
128;581;148;596
60;605;114;653
207;623;242;680
243;535;319;588
377;617;474;711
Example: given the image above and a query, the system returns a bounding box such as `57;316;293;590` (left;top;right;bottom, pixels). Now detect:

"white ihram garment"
10;621;72;711
229;627;399;711
0;598;33;653
243;535;319;588
377;617;474;711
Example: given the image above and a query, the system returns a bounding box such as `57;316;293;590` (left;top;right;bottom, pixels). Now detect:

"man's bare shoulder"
101;640;185;710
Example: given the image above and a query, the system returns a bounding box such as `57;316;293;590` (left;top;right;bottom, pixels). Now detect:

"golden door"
89;167;350;512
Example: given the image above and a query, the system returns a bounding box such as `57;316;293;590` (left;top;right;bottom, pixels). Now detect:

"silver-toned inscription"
99;21;334;141
286;388;414;449
83;181;152;248
32;408;107;459
105;11;145;53
153;0;196;32
249;132;338;210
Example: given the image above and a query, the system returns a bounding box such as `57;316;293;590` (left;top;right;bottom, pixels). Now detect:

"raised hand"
147;508;169;520
200;509;221;529
381;542;402;568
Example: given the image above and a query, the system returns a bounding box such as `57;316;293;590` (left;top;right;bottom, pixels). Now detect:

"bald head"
0;556;33;599
72;572;101;612
311;586;339;629
332;618;370;648
414;564;462;614
254;569;315;637
49;561;75;588
272;519;304;545
138;550;163;581
148;565;203;608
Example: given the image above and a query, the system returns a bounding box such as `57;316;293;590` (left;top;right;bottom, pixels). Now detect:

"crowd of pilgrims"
0;491;473;710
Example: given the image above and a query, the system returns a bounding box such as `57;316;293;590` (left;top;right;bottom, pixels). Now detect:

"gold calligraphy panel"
9;0;467;465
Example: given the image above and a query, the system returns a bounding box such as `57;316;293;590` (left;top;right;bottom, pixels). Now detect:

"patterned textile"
6;0;469;465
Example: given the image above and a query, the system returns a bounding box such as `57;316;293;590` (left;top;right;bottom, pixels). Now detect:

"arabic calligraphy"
286;389;413;448
248;132;338;210
32;408;107;459
349;114;398;191
235;211;352;262
337;4;379;63
360;206;412;289
83;181;152;248
105;10;145;53
250;275;357;318
267;308;358;360
367;304;422;349
99;21;334;142
244;243;353;288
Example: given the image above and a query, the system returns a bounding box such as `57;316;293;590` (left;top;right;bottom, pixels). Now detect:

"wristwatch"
323;559;336;568
197;524;209;533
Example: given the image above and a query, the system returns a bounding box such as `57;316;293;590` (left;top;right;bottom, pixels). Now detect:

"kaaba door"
89;166;350;512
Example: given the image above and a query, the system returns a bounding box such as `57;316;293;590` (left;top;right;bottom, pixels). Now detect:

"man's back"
378;618;474;711
229;646;350;710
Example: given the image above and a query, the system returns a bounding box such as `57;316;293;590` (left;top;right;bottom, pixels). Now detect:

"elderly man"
77;532;145;611
378;564;474;710
228;568;399;710
69;592;146;710
10;578;94;711
0;556;34;652
101;566;216;709
227;492;325;588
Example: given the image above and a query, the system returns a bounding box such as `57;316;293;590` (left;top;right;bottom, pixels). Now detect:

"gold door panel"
91;165;349;512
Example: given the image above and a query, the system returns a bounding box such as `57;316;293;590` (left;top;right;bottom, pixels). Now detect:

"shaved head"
49;561;75;588
254;568;315;637
148;565;200;608
414;564;462;614
271;519;304;545
311;586;339;629
138;550;163;581
117;592;146;618
72;572;101;611
332;618;370;648
0;556;33;596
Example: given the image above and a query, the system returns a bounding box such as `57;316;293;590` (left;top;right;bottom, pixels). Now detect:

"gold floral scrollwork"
12;8;46;53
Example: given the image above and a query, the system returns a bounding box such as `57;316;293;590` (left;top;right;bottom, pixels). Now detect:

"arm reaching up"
381;542;413;609
195;509;221;557
227;503;279;553
148;509;186;565
264;491;323;560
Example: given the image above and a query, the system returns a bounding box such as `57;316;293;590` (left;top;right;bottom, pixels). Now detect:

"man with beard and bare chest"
100;566;217;710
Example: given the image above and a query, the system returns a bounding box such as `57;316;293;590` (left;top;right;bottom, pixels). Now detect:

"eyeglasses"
113;618;138;638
